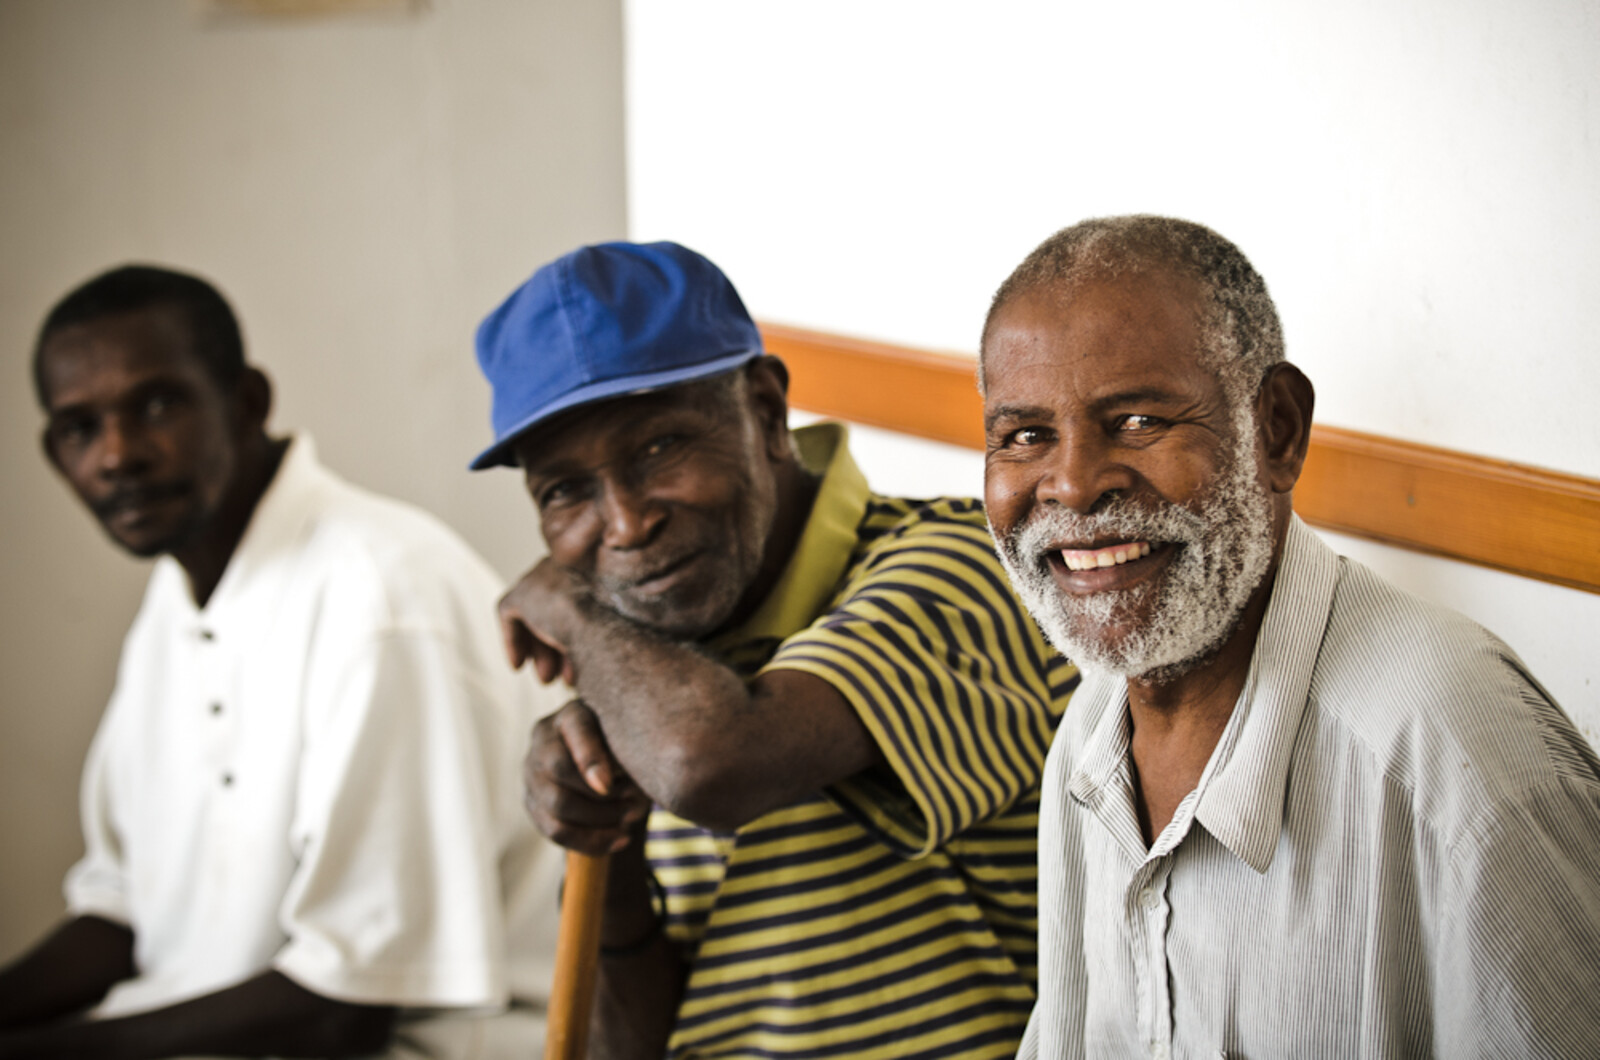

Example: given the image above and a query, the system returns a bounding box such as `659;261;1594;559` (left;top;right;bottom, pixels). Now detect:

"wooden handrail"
759;321;1600;595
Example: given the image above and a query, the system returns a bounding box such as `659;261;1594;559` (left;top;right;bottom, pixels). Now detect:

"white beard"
992;413;1275;684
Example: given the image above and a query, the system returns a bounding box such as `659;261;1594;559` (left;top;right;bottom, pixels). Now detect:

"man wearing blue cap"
474;241;1078;1059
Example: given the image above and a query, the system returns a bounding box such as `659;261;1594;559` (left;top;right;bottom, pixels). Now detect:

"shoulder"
1306;555;1599;835
843;494;1016;599
285;472;506;634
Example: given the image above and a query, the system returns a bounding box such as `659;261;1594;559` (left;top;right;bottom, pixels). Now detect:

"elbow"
643;736;767;832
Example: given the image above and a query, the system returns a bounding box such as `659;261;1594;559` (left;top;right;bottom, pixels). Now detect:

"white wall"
627;1;1600;723
0;0;625;956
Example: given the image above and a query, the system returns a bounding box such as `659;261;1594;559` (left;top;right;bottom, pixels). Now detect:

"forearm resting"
570;602;878;829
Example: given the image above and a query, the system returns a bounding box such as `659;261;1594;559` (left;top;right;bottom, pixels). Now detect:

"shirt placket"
1127;854;1175;1060
193;618;240;862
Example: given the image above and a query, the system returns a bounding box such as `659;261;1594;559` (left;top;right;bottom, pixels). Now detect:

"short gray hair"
980;215;1285;405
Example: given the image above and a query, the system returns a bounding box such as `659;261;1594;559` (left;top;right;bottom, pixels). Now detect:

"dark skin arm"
0;916;136;1030
502;558;883;832
509;559;885;1060
0;918;394;1060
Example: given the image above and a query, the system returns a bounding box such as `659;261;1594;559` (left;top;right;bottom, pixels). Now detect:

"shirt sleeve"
271;618;520;1010
763;511;1073;857
62;703;132;927
1432;712;1600;1057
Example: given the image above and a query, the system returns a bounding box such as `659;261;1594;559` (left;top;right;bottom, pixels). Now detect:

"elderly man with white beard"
980;215;1600;1059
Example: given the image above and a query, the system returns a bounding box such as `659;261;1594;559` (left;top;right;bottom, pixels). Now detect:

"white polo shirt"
65;435;561;1057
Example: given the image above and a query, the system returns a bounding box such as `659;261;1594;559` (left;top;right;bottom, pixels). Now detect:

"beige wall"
0;0;626;957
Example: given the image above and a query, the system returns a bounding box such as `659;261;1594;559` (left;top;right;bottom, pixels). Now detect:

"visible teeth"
1059;541;1153;571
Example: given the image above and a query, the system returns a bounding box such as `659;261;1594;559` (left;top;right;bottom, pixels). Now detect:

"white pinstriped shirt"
1019;517;1600;1059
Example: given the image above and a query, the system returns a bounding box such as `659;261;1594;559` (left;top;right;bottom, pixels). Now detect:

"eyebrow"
984;385;1202;432
984;403;1054;431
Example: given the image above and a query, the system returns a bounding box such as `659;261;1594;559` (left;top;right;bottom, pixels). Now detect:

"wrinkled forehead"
509;372;743;470
981;269;1211;382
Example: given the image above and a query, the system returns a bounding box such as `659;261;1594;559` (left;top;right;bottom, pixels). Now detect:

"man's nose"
1034;429;1133;514
97;415;153;477
598;476;665;550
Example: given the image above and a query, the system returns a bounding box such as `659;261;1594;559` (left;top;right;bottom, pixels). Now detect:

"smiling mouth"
1055;540;1154;572
627;552;702;592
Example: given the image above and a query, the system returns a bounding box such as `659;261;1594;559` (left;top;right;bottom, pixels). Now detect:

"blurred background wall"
0;0;626;957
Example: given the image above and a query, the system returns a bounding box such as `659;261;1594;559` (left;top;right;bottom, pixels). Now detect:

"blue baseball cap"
469;241;765;470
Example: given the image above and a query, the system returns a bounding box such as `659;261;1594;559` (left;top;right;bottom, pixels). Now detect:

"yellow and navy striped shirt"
648;424;1078;1059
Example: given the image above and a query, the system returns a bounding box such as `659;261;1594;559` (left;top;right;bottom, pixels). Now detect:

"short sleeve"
272;625;517;1009
63;706;132;926
763;510;1072;857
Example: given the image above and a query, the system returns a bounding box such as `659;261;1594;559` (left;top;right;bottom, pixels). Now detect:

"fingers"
559;700;615;795
497;562;578;683
523;701;650;857
498;604;573;684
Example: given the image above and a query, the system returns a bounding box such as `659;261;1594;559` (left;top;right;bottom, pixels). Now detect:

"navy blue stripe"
701;850;928;928
915;597;1031;802
683;943;1021;1019
693;883;985;970
684;985;1031;1059
687;895;1013;982
866;594;1011;813
718;832;885;888
831;597;983;831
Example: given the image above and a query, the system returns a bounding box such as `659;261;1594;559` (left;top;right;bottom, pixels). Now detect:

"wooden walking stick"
545;849;611;1059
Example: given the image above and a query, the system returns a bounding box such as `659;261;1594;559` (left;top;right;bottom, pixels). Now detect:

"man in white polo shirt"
0;264;558;1058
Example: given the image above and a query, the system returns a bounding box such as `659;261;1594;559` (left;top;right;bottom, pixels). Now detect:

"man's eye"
141;386;193;421
1116;414;1163;432
51;416;96;446
539;479;583;508
1008;426;1050;448
640;433;683;460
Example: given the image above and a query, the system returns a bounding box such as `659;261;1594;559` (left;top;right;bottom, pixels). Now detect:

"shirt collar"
709;422;869;649
1067;517;1342;873
1193;516;1342;872
183;432;332;619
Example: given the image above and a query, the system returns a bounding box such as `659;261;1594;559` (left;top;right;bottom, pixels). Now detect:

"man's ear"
1257;363;1315;494
232;367;273;435
744;356;793;461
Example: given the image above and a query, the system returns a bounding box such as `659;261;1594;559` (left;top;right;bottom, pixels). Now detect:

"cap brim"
468;346;764;470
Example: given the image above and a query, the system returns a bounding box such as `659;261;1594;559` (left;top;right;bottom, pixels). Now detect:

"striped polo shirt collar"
1194;517;1342;873
711;422;870;647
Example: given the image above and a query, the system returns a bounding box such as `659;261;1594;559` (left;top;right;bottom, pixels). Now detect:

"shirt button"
221;773;234;787
1151;1043;1170;1060
210;702;223;716
198;628;215;641
1140;887;1160;910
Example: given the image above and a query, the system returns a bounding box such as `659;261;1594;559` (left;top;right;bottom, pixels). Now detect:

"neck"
1123;513;1291;845
716;454;820;636
175;435;289;608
